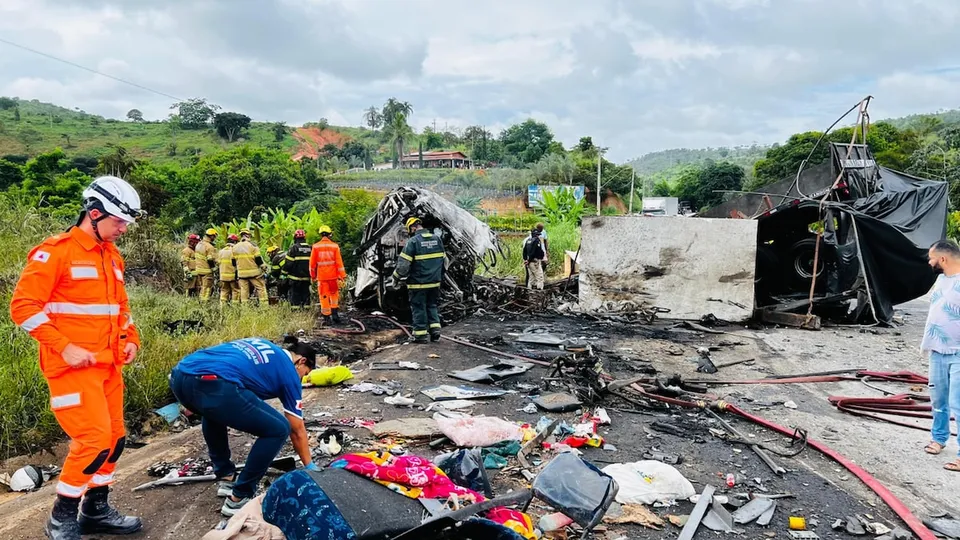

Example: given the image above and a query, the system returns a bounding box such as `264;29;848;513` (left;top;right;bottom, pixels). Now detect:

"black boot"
46;495;82;540
331;308;342;324
430;331;441;342
78;486;143;535
322;314;332;326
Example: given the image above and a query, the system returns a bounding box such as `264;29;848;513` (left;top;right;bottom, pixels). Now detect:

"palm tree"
363;106;383;131
382;98;413;124
384;112;414;167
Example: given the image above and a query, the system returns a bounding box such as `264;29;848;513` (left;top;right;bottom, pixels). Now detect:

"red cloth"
333;452;534;538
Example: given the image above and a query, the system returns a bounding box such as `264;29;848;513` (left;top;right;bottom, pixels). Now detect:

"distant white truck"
640;197;679;216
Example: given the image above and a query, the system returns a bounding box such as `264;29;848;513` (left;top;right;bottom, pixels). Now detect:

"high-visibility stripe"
422;233;433;238
20;312;51;332
414;252;444;260
399;252;413;261
44;303;120;316
51;392;81;409
287;275;310;281
89;473;114;486
234;254;256;259
289;257;311;261
429;323;442;328
407;282;440;289
57;481;87;497
315;261;335;266
413;330;429;336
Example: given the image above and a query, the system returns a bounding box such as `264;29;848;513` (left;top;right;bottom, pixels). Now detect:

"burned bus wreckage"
352;187;506;320
702;142;948;324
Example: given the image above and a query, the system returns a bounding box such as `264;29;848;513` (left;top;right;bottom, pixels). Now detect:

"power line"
0;37;184;102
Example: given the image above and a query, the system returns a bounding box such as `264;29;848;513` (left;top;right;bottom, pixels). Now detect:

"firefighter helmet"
227;234;239;243
82;176;143;223
405;217;422;230
318;225;332;235
294;229;306;239
205;228;218;237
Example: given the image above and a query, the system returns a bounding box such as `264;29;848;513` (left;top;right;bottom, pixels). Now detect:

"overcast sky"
1;0;959;161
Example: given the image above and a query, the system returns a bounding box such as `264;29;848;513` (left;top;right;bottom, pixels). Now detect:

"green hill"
0;98;298;166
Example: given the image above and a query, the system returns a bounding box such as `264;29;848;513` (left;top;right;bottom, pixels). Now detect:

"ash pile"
353;186;507;321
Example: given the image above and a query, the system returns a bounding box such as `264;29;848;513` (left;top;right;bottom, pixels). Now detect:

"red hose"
631;384;936;540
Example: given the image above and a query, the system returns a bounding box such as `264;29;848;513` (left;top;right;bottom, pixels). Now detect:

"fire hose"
331;318;367;335
630;384;936;540
372;314;934;540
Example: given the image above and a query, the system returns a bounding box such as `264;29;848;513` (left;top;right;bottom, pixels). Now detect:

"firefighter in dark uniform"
392;217;445;344
266;245;287;301
280;229;312;308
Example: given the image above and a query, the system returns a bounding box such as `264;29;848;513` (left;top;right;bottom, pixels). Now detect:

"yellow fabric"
303;365;354;386
232;240;262;278
199;275;215;300
181;246;197;271
218;246;237;281
194;240;217;275
238;277;267;303
220;279;240;304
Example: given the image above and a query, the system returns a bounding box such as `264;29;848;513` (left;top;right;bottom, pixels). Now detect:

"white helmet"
82;176;143;223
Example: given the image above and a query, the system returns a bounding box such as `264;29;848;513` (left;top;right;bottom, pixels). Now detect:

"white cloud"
0;0;958;161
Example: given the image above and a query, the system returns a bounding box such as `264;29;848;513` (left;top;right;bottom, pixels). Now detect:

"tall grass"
0;195;315;458
485;221;581;280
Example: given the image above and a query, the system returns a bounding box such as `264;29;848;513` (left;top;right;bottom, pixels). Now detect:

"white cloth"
202;495;285;540
922;274;960;355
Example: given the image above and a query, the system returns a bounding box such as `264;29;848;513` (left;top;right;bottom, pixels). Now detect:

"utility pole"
596;151;602;216
628;168;636;214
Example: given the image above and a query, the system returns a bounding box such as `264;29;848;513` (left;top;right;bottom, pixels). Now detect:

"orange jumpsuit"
9;226;140;498
309;237;347;316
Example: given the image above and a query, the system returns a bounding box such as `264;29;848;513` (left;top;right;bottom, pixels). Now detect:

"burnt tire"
788;238;829;292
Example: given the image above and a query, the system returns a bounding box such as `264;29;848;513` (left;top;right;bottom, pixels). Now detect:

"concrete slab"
579;216;757;321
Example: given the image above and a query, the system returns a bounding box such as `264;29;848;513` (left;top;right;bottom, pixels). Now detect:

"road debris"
533;392;583;412
604;503;666;529
449;359;533;383
421;384;507;401
602;461;696;505
369;417;441;439
435;415;524;447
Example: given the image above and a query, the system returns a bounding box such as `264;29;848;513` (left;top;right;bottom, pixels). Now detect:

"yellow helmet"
267;245;280;254
205;228;218;236
318;225;332;235
239;228;252;236
405;217;422;230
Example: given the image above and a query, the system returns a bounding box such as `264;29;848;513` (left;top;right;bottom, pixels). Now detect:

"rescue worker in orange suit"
194;228;219;300
234;229;268;304
310;225;347;324
219;234;240;305
10;176;144;539
281;229;312;308
181;233;200;296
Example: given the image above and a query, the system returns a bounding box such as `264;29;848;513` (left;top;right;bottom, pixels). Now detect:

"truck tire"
788;238;828;291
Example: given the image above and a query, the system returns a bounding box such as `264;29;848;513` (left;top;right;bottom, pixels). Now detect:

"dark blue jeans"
169;368;290;498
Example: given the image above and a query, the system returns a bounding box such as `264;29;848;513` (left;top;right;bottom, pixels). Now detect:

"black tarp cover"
820;160;947;323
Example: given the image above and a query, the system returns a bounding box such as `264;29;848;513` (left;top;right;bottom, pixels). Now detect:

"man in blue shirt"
169;337;318;516
922;240;960;472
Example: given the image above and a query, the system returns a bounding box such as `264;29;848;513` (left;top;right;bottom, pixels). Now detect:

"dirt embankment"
291;127;351;161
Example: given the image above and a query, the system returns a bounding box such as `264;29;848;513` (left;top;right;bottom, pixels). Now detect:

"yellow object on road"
303;365;354;386
789;517;807;530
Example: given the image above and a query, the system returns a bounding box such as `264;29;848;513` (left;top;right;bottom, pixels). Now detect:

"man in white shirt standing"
921;239;960;471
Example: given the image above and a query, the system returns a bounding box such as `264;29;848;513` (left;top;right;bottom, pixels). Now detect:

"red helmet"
294;229;306;239
187;233;200;241
227;234;239;242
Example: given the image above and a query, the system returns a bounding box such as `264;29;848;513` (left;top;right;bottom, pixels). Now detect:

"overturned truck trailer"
353;187;504;319
701;142;948;324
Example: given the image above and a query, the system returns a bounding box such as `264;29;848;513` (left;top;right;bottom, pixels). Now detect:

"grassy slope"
0;99;298;166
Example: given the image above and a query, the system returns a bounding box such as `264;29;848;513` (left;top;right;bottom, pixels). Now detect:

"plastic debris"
784;400;799;409
435;415;524;447
539;512;574;532
601;461;696;505
9;465;44;492
519;403;538;414
421;384;506;401
347;381;401;395
449;360;533;383
383;394;415;407
154;403;183;424
425;400;478;412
